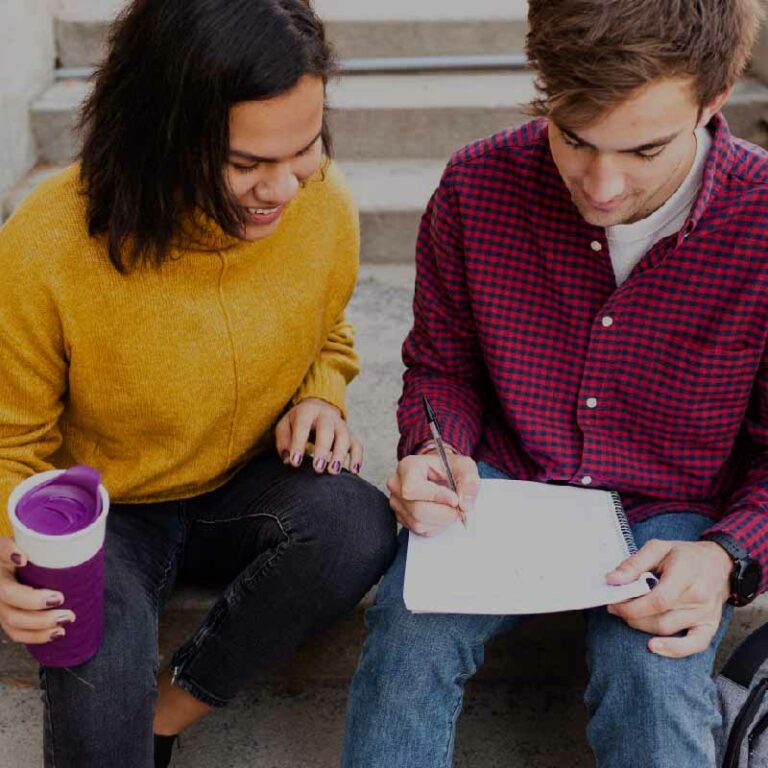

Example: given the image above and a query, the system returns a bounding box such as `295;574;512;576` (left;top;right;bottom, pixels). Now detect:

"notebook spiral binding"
610;491;638;555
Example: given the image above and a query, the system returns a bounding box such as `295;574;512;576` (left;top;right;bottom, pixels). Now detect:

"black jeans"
39;452;397;767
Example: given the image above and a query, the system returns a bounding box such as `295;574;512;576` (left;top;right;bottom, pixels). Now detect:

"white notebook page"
404;479;653;614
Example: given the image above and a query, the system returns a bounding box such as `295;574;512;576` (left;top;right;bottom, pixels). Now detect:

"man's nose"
582;155;625;204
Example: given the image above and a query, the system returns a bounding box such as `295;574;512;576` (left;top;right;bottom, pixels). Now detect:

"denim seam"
41;669;57;768
194;512;290;589
151;502;188;612
441;671;470;768
194;507;294;536
439;615;507;767
173;672;230;708
170;525;290;699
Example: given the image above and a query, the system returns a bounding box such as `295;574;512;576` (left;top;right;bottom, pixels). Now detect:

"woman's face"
226;74;325;241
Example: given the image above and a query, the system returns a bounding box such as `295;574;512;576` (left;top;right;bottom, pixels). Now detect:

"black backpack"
716;623;768;767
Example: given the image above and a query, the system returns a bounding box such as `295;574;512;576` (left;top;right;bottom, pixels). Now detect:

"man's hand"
0;537;75;645
275;397;363;475
605;539;732;658
386;453;480;536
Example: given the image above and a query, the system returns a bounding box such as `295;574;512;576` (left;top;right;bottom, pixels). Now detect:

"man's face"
548;77;707;227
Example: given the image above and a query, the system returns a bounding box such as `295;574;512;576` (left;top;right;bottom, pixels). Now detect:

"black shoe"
154;733;179;768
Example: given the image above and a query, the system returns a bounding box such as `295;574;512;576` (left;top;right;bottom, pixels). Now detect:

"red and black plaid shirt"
397;115;768;593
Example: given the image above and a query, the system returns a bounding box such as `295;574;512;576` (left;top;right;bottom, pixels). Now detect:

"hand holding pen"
385;397;480;536
422;396;467;529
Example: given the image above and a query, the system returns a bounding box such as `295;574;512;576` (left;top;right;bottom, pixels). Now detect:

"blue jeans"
39;452;397;767
342;462;732;768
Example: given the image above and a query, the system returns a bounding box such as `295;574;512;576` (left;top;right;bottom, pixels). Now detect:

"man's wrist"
699;541;734;602
700;533;762;606
417;440;457;456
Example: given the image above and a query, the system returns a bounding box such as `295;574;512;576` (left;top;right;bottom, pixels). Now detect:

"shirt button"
590;241;602;252
581;475;593;486
602;316;614;327
586;397;598;409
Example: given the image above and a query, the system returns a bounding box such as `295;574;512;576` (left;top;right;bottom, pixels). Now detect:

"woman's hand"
275;397;363;475
0;537;75;645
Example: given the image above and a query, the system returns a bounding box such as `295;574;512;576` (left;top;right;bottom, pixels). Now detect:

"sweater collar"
175;207;244;253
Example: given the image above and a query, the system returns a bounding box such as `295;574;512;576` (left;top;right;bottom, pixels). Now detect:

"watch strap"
701;531;748;562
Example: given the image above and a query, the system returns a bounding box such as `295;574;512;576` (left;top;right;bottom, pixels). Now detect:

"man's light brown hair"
526;0;765;128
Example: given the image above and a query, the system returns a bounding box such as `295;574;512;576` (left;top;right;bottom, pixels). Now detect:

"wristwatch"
701;532;762;607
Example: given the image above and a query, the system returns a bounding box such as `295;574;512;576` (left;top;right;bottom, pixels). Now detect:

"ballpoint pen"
422;395;467;529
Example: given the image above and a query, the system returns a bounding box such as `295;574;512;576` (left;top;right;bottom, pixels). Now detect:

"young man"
342;1;768;766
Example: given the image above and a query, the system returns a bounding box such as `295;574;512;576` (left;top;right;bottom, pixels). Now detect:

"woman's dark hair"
78;0;336;272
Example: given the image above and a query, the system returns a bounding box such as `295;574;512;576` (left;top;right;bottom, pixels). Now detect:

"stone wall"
0;0;54;201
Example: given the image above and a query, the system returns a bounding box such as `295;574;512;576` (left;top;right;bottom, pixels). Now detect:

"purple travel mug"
7;466;109;667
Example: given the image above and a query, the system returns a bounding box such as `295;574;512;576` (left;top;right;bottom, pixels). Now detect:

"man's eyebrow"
228;129;323;164
559;125;681;153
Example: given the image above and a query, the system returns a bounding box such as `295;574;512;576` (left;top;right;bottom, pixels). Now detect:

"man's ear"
697;86;734;128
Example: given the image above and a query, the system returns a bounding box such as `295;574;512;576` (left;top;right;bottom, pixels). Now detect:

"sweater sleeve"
0;217;68;535
291;161;361;419
292;312;360;418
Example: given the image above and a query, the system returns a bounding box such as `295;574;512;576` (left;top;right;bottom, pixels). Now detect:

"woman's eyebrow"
228;130;323;163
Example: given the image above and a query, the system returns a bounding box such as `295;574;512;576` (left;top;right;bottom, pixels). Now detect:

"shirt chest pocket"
614;336;760;453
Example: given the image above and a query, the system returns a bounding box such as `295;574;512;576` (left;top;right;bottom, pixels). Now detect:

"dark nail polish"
331;460;341;473
352;463;361;474
10;553;22;566
51;629;65;640
292;452;303;466
46;597;63;608
281;450;290;462
315;458;327;471
56;616;73;627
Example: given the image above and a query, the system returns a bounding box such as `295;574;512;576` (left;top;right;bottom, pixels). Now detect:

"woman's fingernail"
352;463;361;474
315;457;327;471
10;553;23;566
46;596;64;608
50;629;66;640
281;450;290;463
331;460;342;473
291;452;303;466
56;614;74;627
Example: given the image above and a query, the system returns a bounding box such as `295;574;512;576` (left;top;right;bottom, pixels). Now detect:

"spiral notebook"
404;479;656;614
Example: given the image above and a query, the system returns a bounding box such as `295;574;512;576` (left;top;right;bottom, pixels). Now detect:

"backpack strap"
721;623;768;688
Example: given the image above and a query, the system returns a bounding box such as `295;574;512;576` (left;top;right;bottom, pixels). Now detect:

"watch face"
736;559;761;602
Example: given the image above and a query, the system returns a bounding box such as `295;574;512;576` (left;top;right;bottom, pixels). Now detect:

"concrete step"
29;74;768;169
0;677;594;767
30;71;537;165
1;161;444;264
53;0;529;67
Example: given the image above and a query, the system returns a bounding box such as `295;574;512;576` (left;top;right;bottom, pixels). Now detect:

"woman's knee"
292;470;397;576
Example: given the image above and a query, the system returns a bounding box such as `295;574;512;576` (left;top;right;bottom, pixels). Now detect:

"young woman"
0;1;396;765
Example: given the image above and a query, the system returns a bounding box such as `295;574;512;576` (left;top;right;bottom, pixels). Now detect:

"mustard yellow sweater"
0;162;360;535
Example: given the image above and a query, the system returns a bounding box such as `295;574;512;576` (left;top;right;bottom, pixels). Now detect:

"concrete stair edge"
30;74;537;165
54;1;529;66
29;75;768;168
1;584;766;690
